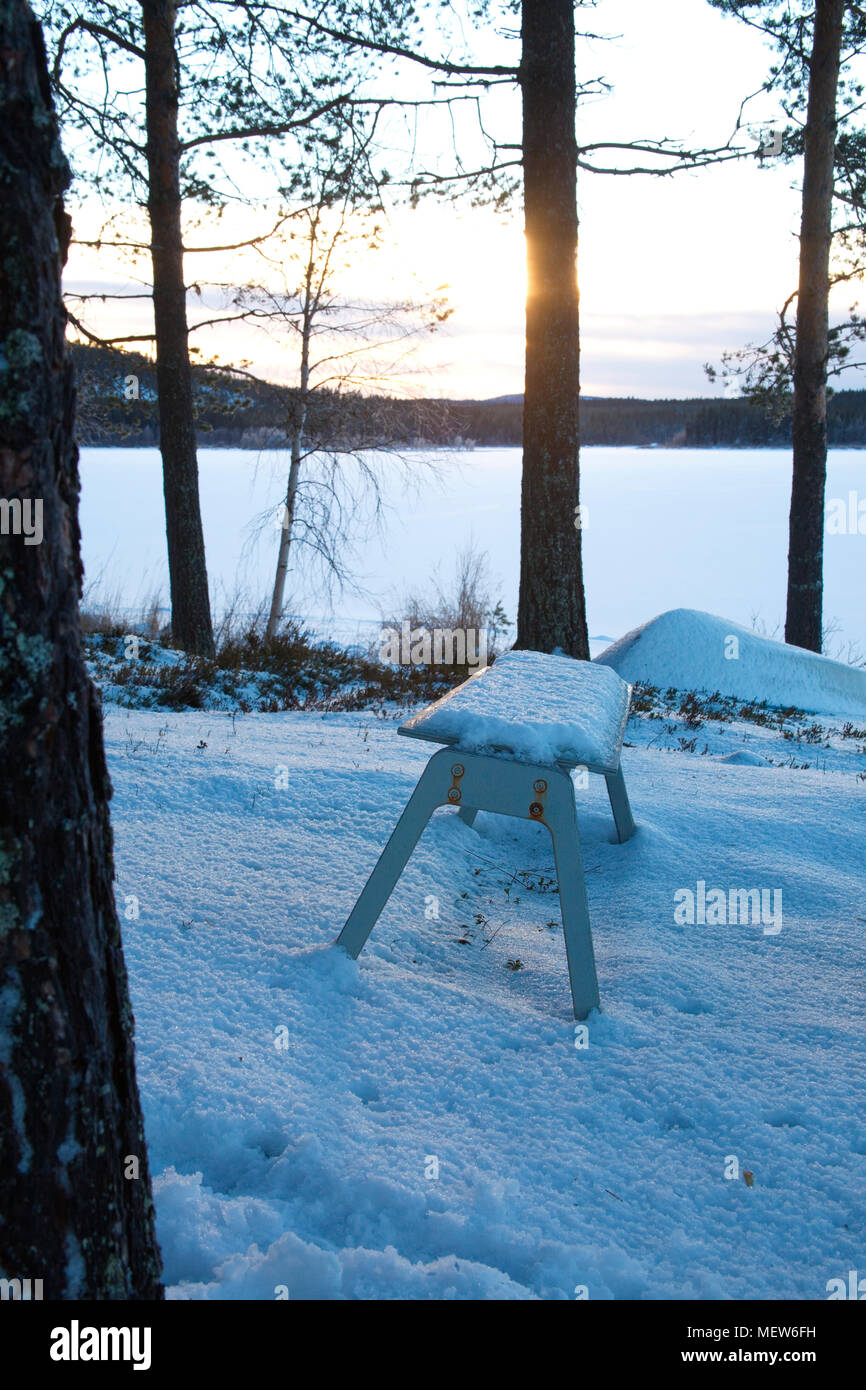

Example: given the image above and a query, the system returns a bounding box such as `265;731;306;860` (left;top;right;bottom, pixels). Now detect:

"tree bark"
0;0;162;1298
142;0;214;658
515;0;589;658
786;0;845;652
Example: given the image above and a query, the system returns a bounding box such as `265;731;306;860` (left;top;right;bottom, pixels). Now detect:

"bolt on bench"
336;650;635;1018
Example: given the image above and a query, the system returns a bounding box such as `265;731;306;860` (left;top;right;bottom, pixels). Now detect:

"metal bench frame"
336;733;635;1019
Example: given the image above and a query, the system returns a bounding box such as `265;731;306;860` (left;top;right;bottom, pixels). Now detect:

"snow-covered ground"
79;446;866;654
105;642;866;1300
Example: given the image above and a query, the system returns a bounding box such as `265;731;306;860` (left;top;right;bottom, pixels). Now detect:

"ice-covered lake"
79;445;866;654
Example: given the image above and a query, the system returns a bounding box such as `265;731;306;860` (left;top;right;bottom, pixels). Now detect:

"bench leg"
336;749;603;1019
336;754;447;958
546;776;601;1020
605;765;635;844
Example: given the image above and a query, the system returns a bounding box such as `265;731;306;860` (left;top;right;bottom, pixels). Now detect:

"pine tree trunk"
0;0;162;1299
142;0;214;658
515;0;589;658
786;0;845;652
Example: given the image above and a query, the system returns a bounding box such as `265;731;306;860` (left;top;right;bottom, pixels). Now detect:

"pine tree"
0;0;162;1298
516;0;588;656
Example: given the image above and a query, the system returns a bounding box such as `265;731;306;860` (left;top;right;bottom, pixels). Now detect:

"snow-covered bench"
336;650;636;1018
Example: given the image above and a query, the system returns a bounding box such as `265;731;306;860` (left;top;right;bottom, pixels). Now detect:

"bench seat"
399;649;632;773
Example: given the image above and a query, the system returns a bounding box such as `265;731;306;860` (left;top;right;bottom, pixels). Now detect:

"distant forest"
72;343;866;451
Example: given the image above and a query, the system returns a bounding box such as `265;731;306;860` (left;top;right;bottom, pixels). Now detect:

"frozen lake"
78;445;866;655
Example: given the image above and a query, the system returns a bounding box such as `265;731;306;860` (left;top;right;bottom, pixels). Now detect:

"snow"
597;609;866;720
718;749;770;767
399;649;632;770
102;663;866;1300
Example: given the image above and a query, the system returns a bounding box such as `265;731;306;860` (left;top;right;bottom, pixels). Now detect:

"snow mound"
718;749;770;767
595;609;866;720
399;648;631;770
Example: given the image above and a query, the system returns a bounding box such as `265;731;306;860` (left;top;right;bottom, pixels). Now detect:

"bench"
335;649;636;1018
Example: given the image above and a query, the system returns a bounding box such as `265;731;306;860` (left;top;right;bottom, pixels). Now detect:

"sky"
61;0;865;401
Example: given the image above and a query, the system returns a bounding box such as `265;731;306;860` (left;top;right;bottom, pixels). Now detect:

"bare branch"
65;311;155;348
272;6;519;79
53;16;145;83
179;94;349;150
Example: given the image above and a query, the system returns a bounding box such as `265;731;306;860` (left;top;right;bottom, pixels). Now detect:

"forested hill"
70;343;866;450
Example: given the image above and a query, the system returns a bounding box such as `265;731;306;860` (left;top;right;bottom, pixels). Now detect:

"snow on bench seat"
399;649;632;772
